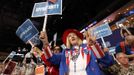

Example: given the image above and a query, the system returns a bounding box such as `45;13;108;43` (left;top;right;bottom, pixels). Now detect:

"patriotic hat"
62;29;83;45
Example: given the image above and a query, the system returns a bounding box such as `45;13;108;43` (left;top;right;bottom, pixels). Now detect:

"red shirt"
41;54;59;75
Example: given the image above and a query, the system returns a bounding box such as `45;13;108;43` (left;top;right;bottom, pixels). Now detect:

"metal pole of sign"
28;40;35;54
42;15;48;32
101;36;107;48
2;51;15;64
28;40;35;48
2;55;10;64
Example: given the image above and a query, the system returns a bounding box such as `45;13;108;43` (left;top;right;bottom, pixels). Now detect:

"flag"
53;33;57;46
90;43;105;58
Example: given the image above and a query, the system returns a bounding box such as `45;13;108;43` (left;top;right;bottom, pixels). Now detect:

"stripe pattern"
90;43;105;58
43;46;53;59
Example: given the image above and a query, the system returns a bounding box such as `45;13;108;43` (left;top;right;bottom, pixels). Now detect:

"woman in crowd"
35;29;113;75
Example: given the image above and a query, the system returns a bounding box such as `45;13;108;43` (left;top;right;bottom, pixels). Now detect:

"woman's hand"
84;30;96;46
103;47;109;53
39;31;49;47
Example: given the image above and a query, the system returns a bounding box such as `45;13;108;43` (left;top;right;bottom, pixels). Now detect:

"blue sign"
93;23;112;39
47;0;62;15
29;34;40;46
31;0;62;17
32;2;48;17
16;19;39;43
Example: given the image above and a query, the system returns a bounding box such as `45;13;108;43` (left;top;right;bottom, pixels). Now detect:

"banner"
47;0;62;15
32;2;48;17
93;22;112;39
16;19;39;43
31;0;62;17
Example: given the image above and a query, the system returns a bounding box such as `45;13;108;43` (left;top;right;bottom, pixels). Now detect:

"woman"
38;29;113;75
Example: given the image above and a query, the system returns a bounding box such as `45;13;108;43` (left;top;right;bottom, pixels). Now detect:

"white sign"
93;22;112;39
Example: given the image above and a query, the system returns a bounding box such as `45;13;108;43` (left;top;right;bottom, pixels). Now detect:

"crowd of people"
0;27;134;75
33;27;134;75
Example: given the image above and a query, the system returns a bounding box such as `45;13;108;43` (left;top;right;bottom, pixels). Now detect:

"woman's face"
67;33;79;45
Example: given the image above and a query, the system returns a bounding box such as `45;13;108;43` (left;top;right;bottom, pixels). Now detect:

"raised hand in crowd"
84;30;96;46
84;29;109;53
103;47;109;53
39;31;49;48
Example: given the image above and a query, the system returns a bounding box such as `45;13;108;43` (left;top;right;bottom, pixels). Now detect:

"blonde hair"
66;36;83;49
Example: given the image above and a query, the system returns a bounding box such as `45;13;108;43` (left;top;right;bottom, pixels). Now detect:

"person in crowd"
32;45;62;75
116;27;134;55
52;45;62;54
116;35;134;56
120;28;132;39
20;52;36;75
83;29;114;68
108;52;134;75
35;29;113;75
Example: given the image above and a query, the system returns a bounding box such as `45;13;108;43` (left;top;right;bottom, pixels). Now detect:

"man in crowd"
116;27;134;56
116;35;134;59
108;52;134;75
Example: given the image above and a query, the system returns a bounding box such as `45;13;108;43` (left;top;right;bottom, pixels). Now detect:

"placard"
32;2;48;17
93;23;112;39
47;0;62;15
3;61;17;74
35;65;45;75
16;19;39;43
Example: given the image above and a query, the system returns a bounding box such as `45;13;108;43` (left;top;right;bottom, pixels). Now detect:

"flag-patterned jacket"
43;44;114;75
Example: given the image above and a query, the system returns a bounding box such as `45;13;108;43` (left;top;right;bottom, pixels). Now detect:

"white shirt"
69;50;87;75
